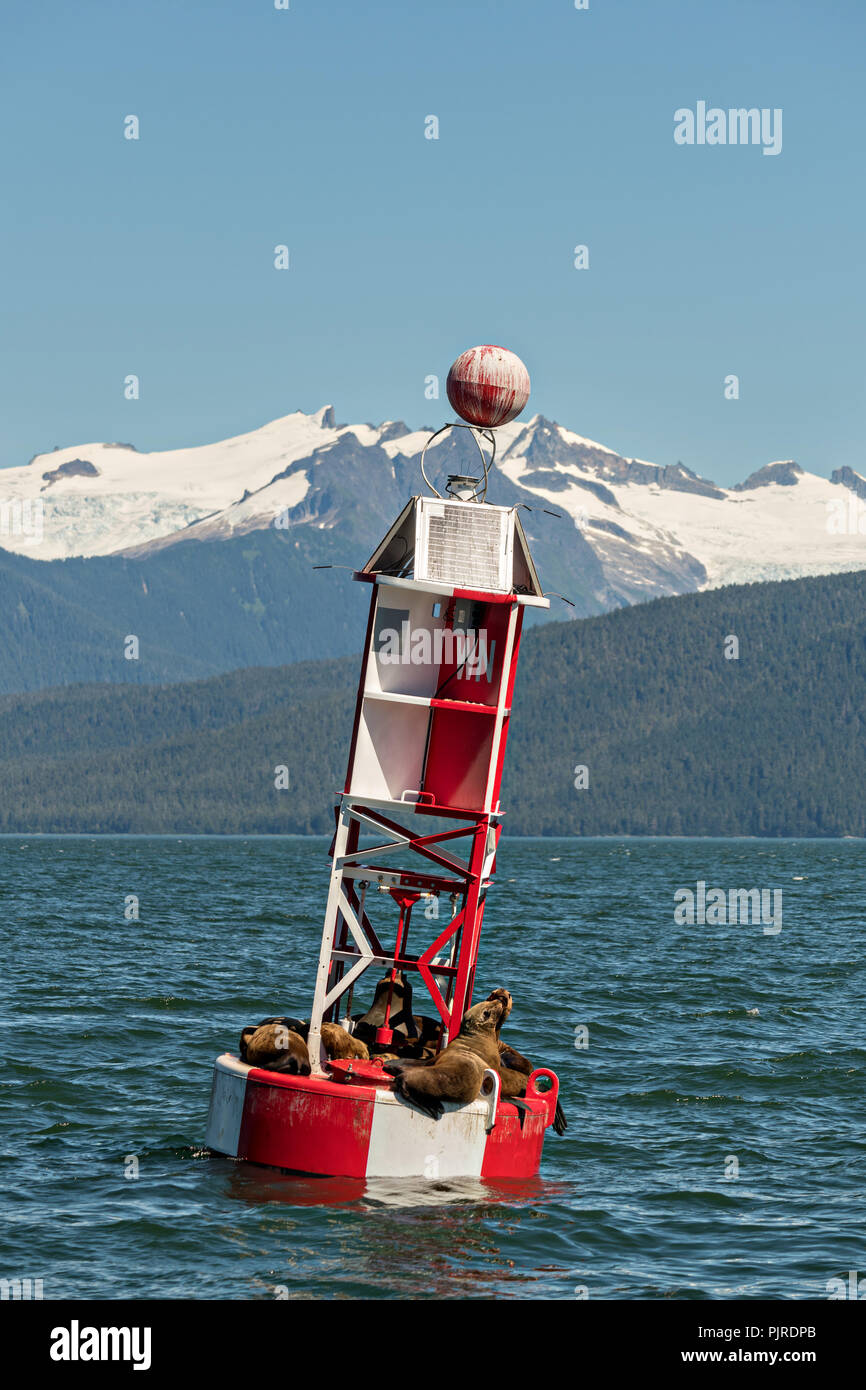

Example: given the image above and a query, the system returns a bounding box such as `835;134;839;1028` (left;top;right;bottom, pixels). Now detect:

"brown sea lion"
240;1022;311;1075
320;1022;369;1061
377;1011;441;1063
254;1015;308;1041
383;996;506;1120
486;989;567;1137
353;971;418;1046
240;1017;368;1067
413;1014;443;1045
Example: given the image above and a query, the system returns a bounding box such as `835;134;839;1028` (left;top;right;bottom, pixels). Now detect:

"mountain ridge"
3;406;865;593
2;406;866;695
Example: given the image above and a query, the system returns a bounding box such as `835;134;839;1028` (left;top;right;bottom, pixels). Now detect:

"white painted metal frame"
307;805;376;1073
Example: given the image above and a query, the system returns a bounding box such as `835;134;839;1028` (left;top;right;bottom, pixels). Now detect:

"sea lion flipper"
403;1093;443;1121
392;1074;443;1121
553;1101;567;1136
382;1059;414;1075
507;1096;531;1130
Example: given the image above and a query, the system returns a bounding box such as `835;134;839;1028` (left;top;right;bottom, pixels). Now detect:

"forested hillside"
2;568;865;836
0;464;579;695
0;530;370;693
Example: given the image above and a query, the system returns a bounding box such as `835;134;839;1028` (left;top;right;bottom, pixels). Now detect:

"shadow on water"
215;1154;564;1211
211;1159;577;1298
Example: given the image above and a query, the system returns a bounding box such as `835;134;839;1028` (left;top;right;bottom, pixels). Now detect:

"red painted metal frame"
317;578;525;1040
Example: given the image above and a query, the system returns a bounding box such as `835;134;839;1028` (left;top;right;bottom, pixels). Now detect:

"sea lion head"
460;997;506;1037
486;987;513;1021
356;971;417;1037
375;970;411;1005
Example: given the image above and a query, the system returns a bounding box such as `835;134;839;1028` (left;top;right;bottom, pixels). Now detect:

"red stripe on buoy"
238;1071;375;1177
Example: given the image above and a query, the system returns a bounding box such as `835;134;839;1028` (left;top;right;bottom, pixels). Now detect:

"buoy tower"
206;346;561;1179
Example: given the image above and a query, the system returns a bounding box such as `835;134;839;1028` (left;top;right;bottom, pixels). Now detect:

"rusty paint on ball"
446;345;531;428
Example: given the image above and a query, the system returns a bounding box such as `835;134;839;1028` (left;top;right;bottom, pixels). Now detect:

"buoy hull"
205;1054;557;1181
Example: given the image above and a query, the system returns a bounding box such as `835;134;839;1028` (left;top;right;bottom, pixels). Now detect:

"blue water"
1;835;864;1300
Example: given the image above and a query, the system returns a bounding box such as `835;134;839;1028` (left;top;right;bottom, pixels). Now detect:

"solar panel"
417;501;509;590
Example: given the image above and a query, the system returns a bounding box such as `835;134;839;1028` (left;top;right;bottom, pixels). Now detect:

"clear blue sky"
1;0;863;484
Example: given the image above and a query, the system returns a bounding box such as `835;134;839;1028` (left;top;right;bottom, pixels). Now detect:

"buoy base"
205;1053;558;1181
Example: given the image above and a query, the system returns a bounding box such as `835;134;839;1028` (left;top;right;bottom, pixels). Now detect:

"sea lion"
413;1013;443;1045
320;1022;369;1061
376;1010;441;1063
257;1015;308;1035
240;1016;368;1064
240;1022;311;1075
353;971;418;1046
486;989;568;1137
383;996;506;1120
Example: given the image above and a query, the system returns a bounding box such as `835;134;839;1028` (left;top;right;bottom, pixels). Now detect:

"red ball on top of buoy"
446;345;530;429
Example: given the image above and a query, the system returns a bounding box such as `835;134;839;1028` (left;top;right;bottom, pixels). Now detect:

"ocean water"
1;835;864;1301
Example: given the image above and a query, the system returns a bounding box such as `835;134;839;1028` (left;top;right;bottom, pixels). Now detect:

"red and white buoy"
205;347;559;1179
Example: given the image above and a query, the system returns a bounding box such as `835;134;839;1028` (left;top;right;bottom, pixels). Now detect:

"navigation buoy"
446;345;530;428
204;350;562;1182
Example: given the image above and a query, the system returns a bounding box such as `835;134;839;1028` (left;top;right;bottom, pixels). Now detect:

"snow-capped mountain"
3;406;866;605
